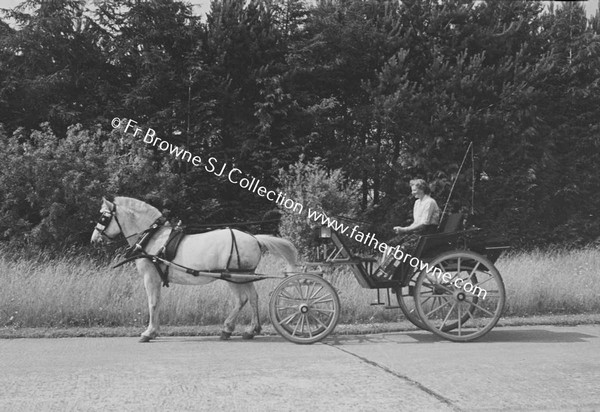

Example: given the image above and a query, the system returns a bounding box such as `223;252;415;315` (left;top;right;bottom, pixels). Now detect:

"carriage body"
275;214;508;343
308;213;509;290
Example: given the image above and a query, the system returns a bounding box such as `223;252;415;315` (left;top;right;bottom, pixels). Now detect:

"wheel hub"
299;304;309;314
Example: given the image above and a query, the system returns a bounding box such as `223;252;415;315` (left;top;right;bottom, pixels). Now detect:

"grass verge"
1;246;599;330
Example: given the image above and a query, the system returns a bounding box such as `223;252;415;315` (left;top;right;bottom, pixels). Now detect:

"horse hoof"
242;332;254;340
139;335;152;343
220;331;232;340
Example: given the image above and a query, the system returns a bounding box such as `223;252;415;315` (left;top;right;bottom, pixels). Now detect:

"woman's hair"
410;178;431;194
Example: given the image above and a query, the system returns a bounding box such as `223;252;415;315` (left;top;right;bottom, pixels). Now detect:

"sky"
0;0;598;22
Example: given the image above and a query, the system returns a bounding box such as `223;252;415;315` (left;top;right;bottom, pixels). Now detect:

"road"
1;325;599;411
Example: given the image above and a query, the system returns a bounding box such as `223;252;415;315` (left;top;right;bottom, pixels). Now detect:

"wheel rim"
414;251;505;342
396;271;428;330
269;274;340;344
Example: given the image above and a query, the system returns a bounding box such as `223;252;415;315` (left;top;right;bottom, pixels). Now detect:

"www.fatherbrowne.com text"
112;117;488;299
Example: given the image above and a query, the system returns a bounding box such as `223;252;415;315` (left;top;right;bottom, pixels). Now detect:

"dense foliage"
0;0;599;251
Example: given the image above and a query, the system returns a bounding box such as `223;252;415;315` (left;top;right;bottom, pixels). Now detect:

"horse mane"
114;196;162;223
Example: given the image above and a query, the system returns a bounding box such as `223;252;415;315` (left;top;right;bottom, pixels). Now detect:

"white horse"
90;196;298;342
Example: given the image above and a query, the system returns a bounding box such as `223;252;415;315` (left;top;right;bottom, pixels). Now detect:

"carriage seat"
412;213;465;259
437;212;464;234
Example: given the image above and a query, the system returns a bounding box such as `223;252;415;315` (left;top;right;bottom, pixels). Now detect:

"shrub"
276;157;360;257
0;122;183;247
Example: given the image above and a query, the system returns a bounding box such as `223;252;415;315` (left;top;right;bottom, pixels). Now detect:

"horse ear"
102;196;114;206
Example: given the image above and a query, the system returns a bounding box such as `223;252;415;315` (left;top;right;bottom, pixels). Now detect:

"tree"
0;0;116;132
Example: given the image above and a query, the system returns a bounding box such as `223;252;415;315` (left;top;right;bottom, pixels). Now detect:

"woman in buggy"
379;178;440;279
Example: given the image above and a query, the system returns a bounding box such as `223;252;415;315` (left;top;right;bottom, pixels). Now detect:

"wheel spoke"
308;284;324;300
467;310;482;330
440;302;457;330
448;272;462;283
457;304;462;335
292;313;304;336
434;283;455;294
294;282;305;300
277;304;301;312
279;311;299;326
305;315;313;338
478;291;501;296
425;298;452;317
311;292;333;305
308;312;328;329
311;308;336;314
466;300;496;316
420;295;434;306
280;290;297;300
468;262;481;280
421;281;437;290
464;309;483;330
475;276;496;288
303;282;315;303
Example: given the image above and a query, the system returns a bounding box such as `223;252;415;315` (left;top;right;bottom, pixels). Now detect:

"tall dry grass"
496;247;600;315
1;246;599;328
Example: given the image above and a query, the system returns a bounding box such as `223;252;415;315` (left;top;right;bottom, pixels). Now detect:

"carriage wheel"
414;251;505;342
396;268;471;332
395;270;428;330
269;273;340;344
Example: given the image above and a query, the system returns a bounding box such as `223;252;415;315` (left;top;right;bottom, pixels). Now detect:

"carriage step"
370;302;400;309
371;288;398;307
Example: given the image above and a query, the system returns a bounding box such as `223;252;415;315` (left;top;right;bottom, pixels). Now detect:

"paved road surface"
1;325;599;411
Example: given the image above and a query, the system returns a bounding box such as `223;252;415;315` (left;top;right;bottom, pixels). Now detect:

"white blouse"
413;195;440;226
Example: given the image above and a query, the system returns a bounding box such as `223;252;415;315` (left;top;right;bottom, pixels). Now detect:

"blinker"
96;212;113;231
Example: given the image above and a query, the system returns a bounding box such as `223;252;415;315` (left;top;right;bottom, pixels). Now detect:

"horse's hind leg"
221;283;248;340
242;283;261;340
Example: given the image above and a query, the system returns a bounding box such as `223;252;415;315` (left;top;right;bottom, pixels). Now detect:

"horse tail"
254;235;299;271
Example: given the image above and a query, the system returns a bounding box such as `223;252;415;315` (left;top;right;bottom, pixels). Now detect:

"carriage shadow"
470;328;596;343
324;327;597;345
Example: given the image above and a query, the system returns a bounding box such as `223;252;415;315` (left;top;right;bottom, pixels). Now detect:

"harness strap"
114;251;260;285
114;226;256;287
226;228;242;271
124;216;168;258
151;257;171;288
112;253;171;287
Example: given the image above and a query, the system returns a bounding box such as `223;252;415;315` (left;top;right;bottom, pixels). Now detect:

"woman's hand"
393;226;405;234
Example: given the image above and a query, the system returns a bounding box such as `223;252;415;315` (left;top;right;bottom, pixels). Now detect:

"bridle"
94;203;126;241
94;203;167;251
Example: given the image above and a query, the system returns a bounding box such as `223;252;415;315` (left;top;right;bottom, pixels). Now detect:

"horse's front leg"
140;263;162;343
221;283;248;340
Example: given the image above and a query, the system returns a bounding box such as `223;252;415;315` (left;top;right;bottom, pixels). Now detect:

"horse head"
90;196;163;245
90;197;123;244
